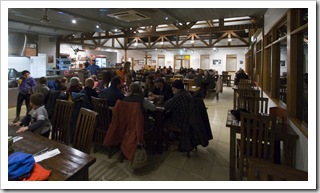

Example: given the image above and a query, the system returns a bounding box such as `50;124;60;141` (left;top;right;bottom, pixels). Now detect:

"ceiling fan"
71;46;85;55
40;8;51;24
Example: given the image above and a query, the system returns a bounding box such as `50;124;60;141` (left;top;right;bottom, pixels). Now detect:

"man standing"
87;59;100;76
13;70;37;123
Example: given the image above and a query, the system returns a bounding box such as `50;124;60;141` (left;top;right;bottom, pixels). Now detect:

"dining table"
225;110;299;181
8;126;96;181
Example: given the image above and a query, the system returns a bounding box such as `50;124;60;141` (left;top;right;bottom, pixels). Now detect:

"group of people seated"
11;65;215;154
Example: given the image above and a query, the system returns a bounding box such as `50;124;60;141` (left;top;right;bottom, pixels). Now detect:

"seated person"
99;76;124;107
234;68;249;85
202;70;215;97
80;78;98;108
66;77;82;100
34;77;50;96
10;93;51;138
124;83;160;131
123;73;132;95
124;83;157;111
164;80;192;130
90;75;101;90
148;77;173;103
143;74;156;98
185;70;195;79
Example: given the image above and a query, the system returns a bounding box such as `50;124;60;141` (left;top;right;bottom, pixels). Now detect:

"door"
200;55;210;69
226;54;237;72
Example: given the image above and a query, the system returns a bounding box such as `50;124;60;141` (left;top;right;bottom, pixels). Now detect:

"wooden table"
225;110;299;181
9;126;96;181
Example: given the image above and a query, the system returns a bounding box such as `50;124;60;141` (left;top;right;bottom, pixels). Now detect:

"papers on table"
34;148;60;162
12;136;23;143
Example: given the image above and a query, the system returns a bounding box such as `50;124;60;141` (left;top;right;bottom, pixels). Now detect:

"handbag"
131;146;147;169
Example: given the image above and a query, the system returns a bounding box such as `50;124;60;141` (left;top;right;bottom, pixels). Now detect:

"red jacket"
103;100;144;162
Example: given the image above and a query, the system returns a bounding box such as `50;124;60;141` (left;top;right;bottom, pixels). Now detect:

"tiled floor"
8;86;234;181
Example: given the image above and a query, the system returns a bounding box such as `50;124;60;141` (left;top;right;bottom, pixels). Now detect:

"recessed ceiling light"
96;25;100;28
72;19;76;24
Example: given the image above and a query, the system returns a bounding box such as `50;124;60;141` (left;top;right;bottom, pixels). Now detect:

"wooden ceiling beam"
230;31;249;45
61;22;262;42
212;32;229;46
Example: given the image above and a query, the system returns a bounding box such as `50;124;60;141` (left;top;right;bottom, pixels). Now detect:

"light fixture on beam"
228;33;232;42
134;39;138;46
72;18;77;24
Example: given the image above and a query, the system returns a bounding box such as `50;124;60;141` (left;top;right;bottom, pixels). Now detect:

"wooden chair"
91;97;112;155
243;96;269;114
236;112;276;180
238;79;252;89
247;158;308;181
73;107;98;154
269;107;288;165
236;88;260;109
50;99;73;145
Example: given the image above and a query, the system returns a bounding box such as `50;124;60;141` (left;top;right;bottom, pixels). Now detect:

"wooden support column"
55;36;61;58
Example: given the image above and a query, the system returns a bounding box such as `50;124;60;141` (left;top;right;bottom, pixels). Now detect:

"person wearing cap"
13;70;37;123
164;79;192;131
148;77;173;102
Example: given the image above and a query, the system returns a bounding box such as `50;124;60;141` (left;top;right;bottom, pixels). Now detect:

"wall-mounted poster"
25;43;37;56
48;55;54;63
213;59;221;65
280;60;286;67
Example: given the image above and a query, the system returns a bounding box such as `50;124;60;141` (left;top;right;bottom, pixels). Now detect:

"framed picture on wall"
280;60;285;67
213;59;221;65
48;55;54;63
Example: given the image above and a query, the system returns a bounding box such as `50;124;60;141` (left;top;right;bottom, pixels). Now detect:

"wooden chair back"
73;107;98;154
91;96;111;153
51;99;73;145
269;107;288;126
247;158;308;181
238;112;276;180
237;88;260;109
243;96;269;114
238;79;252;89
269;106;288;165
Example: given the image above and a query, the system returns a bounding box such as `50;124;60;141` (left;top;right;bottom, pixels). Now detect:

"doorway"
174;55;190;72
226;54;237;72
200;55;210;69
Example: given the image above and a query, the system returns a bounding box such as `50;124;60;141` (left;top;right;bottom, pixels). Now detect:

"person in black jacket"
148;77;173;103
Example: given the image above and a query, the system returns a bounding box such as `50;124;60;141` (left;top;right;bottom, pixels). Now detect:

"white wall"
146;48;246;74
264;8;289;34
38;36;56;68
8;57;31;72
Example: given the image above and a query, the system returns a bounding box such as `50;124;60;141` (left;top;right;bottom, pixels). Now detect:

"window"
296;30;308;126
279;38;287;104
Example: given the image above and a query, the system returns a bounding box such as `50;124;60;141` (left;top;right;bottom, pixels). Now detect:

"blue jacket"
87;64;100;76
